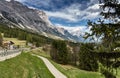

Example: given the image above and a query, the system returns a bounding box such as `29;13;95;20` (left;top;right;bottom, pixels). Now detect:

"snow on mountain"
0;0;82;42
5;0;11;2
56;24;89;37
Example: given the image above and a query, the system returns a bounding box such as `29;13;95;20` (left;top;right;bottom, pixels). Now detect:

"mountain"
57;26;87;41
0;0;84;42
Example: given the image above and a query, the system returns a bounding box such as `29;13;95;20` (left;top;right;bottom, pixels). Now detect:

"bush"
101;69;116;78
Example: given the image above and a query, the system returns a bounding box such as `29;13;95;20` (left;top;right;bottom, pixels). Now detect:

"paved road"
0;48;29;61
0;49;21;61
33;55;67;78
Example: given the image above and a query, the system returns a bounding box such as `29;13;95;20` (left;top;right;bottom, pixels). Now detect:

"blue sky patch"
16;0;100;27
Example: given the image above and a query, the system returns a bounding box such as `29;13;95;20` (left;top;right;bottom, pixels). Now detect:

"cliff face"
0;0;82;42
0;0;51;31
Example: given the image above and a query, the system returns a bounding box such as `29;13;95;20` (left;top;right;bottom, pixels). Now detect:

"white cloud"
87;4;99;11
56;23;101;42
5;0;25;2
32;0;51;7
87;0;99;6
55;23;90;36
15;0;25;2
45;3;100;22
45;11;78;22
81;12;100;20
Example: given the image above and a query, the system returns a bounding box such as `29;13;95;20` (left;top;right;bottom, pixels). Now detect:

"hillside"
31;48;105;78
0;52;54;78
0;0;82;42
0;23;54;47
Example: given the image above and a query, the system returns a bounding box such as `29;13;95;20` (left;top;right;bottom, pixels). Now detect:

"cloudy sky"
14;0;101;28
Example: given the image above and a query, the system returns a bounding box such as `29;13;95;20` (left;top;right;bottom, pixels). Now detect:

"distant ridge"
0;0;84;42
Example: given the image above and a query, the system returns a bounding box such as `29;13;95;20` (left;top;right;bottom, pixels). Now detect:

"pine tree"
79;43;98;71
26;34;33;43
85;0;120;48
0;32;3;46
84;0;120;77
50;40;68;64
99;0;120;18
99;0;120;42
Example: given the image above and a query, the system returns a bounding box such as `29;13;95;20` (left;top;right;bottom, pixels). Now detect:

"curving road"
0;49;21;61
0;48;29;61
33;54;67;78
0;49;67;78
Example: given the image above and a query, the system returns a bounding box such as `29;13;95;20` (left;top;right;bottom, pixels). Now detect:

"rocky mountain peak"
0;0;83;42
10;0;14;2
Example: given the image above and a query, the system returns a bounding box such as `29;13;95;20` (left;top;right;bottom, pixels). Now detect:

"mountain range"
0;0;85;42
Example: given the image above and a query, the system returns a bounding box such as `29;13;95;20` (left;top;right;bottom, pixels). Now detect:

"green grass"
0;52;54;78
31;48;51;58
4;37;26;46
30;48;105;78
116;68;120;78
31;48;120;78
50;60;105;78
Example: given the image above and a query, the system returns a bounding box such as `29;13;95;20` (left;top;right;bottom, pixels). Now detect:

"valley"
0;0;120;78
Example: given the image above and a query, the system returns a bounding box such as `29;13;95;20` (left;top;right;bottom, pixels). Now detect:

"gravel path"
33;55;67;78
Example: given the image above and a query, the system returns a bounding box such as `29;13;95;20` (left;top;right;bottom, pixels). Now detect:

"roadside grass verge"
0;52;54;78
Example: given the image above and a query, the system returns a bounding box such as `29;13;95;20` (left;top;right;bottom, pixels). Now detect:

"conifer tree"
0;32;3;46
83;0;120;78
26;34;33;43
50;40;68;64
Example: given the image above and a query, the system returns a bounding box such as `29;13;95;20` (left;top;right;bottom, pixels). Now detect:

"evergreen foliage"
26;34;33;43
99;0;120;18
79;43;98;71
50;40;68;64
83;0;120;77
0;23;53;47
0;32;3;46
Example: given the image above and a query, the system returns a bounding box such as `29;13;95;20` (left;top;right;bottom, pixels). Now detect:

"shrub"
101;69;116;78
